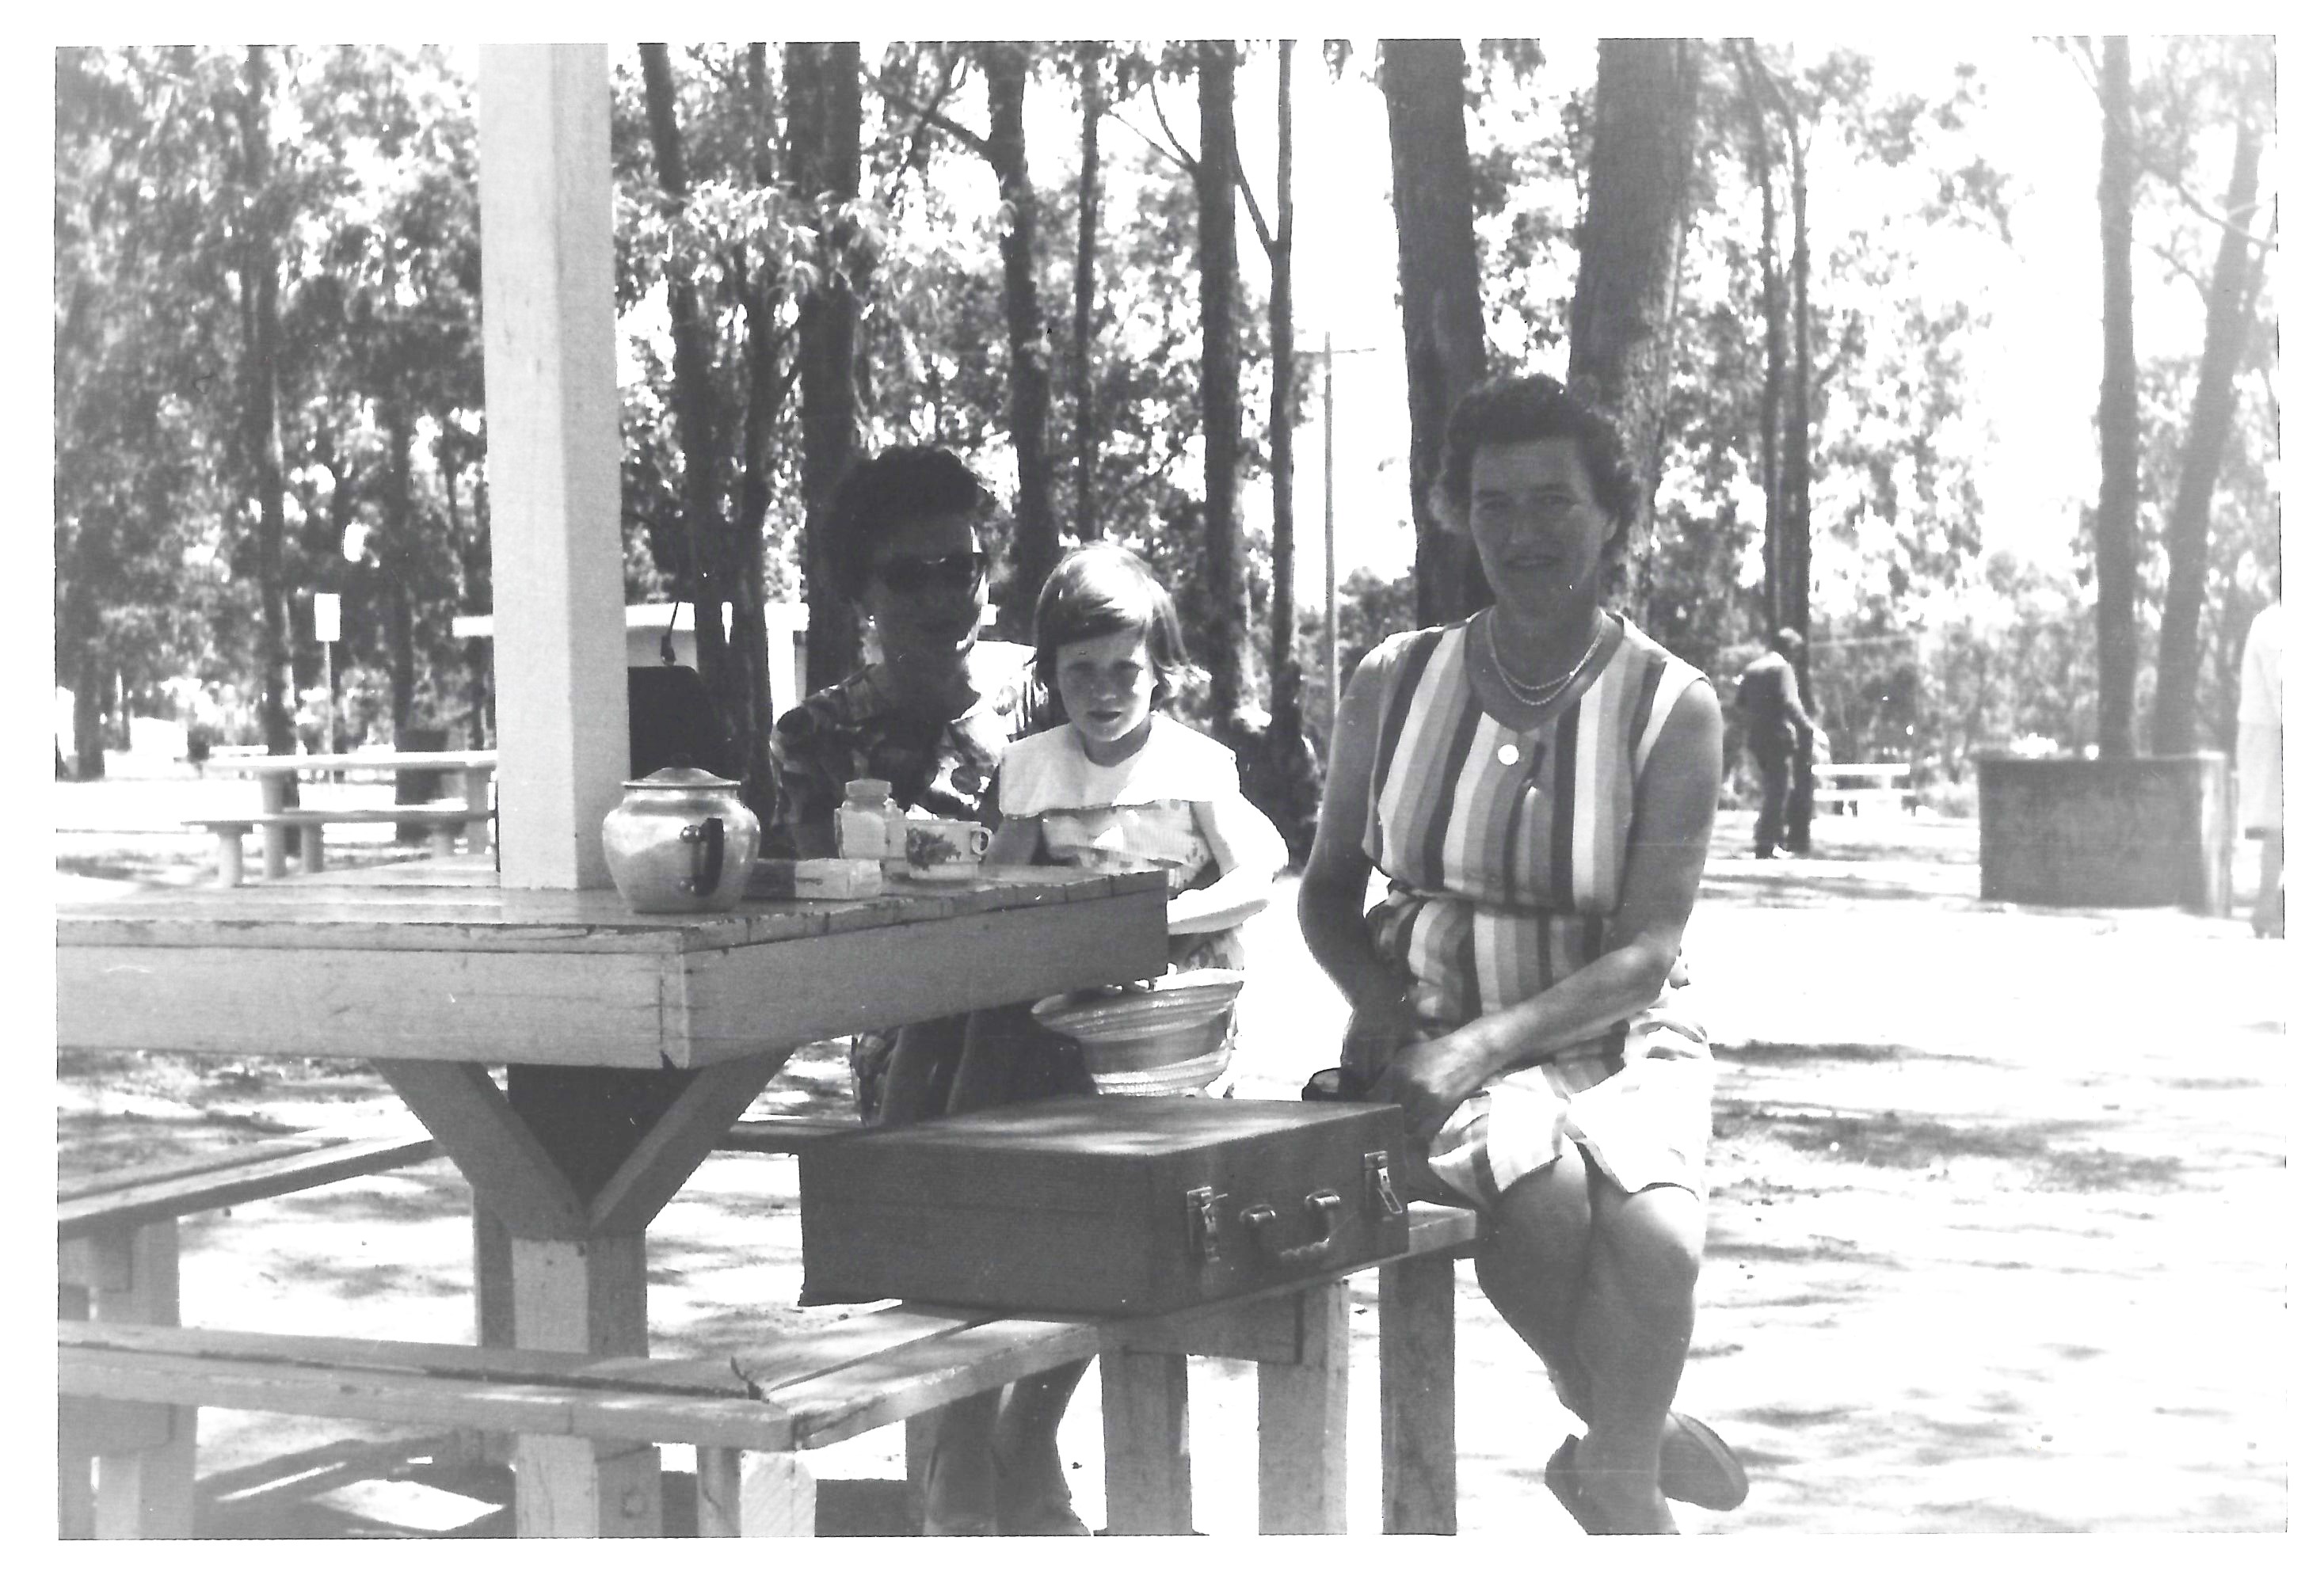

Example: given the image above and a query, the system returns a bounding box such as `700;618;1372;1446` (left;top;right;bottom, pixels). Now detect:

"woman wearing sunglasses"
772;444;1050;867
770;446;1090;1534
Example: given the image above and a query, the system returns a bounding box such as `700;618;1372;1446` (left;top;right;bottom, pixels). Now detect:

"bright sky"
451;33;2225;608
1233;36;2239;606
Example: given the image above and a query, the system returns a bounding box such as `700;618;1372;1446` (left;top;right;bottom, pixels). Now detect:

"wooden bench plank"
60;1134;375;1201
59;1320;745;1396
59;1135;443;1239
63;1342;802;1452
187;806;478;829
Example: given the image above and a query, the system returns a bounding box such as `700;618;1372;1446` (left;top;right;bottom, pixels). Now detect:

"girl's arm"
1370;678;1725;1143
985;813;1043;867
1297;648;1422;1069
1174;789;1289;936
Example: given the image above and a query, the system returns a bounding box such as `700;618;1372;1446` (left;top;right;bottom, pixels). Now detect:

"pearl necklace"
1482;607;1605;707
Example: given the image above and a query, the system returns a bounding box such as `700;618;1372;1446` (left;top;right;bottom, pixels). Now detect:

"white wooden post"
478;44;628;891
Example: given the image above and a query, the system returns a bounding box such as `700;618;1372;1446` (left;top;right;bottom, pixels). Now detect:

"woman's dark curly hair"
1032;542;1206;706
826;446;998;602
1432;375;1643;550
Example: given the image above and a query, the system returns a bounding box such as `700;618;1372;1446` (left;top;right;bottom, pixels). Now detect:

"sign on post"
313;592;341;645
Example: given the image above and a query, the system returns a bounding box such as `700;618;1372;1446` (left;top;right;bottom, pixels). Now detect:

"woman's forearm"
1454;938;1675;1075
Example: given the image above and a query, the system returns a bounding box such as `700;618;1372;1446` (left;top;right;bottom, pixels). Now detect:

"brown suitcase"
796;1095;1412;1315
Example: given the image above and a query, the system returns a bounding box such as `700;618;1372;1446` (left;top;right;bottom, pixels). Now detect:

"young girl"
920;544;1286;1536
986;542;1287;973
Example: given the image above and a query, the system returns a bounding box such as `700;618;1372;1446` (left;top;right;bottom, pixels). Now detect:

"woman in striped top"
1300;375;1743;1533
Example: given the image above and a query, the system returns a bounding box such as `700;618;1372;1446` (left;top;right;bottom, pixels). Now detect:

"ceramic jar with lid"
600;764;762;913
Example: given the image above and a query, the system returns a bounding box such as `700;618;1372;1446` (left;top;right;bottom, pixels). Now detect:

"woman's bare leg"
1471;1158;1597;1420
1566;1182;1704;1532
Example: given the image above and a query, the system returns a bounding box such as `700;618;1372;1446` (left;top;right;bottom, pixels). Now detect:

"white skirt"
1421;995;1714;1208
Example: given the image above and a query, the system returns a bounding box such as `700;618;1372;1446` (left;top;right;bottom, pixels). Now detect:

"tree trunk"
1777;80;1815;714
1258;40;1319;861
786;42;864;697
1196;40;1252;730
726;41;782;813
1267;40;1300;739
981;43;1059;640
238;45;295;757
2151;112;2265;755
640;44;740;754
440;437;492;748
2094;35;2142;759
1567;37;1699;614
1735;44;1787;640
1381;40;1490;626
72;645;108;781
380;391;418;749
1072;44;1103;544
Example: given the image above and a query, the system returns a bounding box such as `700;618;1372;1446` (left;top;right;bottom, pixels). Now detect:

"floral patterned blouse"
768;641;1058;858
768;641;1060;1120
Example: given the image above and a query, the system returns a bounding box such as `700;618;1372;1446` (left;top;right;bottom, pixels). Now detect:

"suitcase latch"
1186;1186;1223;1264
1365;1151;1405;1220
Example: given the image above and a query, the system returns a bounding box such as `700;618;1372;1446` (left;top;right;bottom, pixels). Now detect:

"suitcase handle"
1240;1190;1343;1269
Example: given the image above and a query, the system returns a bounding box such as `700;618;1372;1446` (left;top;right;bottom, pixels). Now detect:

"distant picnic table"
203;752;497;881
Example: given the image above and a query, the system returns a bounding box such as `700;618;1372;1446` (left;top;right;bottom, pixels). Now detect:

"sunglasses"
875;551;989;594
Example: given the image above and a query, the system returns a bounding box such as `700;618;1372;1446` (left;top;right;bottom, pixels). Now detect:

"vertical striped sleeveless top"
1363;611;1709;1063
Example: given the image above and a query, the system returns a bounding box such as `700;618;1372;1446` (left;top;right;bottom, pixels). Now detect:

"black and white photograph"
50;22;2289;1543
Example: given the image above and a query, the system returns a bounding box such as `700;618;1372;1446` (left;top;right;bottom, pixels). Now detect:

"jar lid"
844;778;893;801
623;763;743;792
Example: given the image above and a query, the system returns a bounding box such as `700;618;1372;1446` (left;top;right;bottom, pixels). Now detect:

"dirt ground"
54;771;2292;1538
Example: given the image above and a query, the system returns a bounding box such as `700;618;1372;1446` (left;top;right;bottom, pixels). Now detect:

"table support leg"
462;767;492;854
373;1054;781;1538
696;1448;814;1537
902;1414;935;1535
1099;1348;1192;1535
513;1436;661;1538
299;824;326;874
78;1223;197;1539
213;829;245;889
1256;1279;1350;1533
259;778;288;879
508;1231;658;1535
1380;1248;1460;1534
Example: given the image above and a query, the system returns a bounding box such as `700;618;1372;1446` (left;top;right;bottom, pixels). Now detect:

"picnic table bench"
1812;761;1915;816
60;1203;1476;1537
206;752;497;880
188;805;482;887
58;1127;445;1539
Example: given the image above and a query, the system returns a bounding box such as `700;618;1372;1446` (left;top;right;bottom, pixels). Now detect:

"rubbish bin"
394;726;451;843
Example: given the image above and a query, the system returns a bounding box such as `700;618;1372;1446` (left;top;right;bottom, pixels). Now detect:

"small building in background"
453;602;813;713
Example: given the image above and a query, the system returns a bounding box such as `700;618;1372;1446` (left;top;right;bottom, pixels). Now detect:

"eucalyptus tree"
787;43;864;702
874;41;1062;637
2133;36;2274;757
1379;38;1490;626
54;47;227;775
1565;37;1701;611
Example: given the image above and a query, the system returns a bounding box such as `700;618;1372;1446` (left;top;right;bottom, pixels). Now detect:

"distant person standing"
1737;629;1825;859
2238;601;2283;937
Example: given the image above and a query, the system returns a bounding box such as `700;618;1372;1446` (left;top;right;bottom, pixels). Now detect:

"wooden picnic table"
207;752;499;877
57;858;1170;1535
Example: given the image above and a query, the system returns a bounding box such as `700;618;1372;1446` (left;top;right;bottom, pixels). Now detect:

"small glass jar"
835;778;901;860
